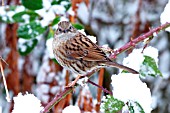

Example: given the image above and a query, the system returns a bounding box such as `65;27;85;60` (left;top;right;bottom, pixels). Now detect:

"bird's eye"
58;28;62;32
69;26;72;30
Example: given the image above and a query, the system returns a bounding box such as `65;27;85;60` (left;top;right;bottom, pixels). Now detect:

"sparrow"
52;21;138;87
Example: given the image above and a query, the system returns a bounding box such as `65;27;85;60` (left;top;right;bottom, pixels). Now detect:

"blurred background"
0;0;170;113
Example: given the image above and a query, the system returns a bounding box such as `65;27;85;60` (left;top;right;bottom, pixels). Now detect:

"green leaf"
17;21;46;39
21;0;43;10
72;23;84;30
101;95;124;113
139;55;162;77
12;11;39;22
128;101;145;113
51;16;61;26
18;38;38;56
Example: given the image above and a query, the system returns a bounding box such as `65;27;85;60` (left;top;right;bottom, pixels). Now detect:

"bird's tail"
101;61;139;74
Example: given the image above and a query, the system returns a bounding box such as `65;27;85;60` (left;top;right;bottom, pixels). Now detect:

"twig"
88;79;112;95
42;22;170;113
0;59;10;102
0;56;8;66
41;87;74;113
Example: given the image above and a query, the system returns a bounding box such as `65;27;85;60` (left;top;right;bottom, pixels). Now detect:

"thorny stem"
109;22;170;59
42;22;170;113
88;79;113;95
41;87;74;113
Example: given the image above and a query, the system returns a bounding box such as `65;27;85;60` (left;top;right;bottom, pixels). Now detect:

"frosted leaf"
123;46;159;72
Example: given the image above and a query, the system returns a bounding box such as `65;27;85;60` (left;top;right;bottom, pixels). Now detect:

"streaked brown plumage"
52;21;138;87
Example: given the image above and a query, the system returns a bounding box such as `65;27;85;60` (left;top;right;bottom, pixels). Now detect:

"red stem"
109;22;170;59
88;79;113;95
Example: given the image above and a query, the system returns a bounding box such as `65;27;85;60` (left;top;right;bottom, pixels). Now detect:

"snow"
6;11;15;22
18;38;27;52
78;29;97;43
51;5;66;15
111;73;152;113
77;2;89;24
42;0;51;10
46;72;56;83
0;106;2;113
0;6;6;15
46;38;54;58
36;84;50;103
159;50;170;78
77;77;88;87
50;86;60;95
22;14;30;23
38;84;50;94
67;7;75;16
12;93;43;113
0;6;25;22
160;0;170;32
36;8;56;27
142;46;159;65
62;105;80;113
36;0;69;28
15;6;25;13
123;49;144;71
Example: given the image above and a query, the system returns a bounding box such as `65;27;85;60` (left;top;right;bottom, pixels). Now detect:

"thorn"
130;41;136;47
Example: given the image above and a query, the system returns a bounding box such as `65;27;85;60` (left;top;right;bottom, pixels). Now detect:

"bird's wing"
65;33;109;61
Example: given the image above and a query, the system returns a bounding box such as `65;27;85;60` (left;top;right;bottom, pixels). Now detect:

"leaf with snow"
17;21;46;39
0;6;17;23
140;55;162;77
128;101;145;113
18;38;38;56
51;0;71;11
21;0;43;10
12;11;39;22
101;95;124;113
72;23;84;30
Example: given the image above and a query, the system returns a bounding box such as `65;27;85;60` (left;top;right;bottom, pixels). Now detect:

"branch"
42;22;170;113
88;79;112;95
109;22;170;59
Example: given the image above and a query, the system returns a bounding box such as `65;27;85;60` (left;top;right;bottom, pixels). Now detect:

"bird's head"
55;21;77;35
